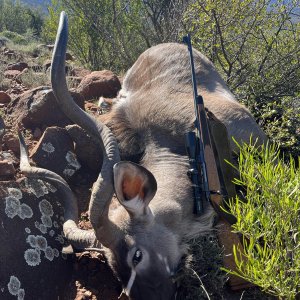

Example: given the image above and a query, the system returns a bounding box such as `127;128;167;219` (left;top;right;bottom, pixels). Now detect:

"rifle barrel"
183;34;211;215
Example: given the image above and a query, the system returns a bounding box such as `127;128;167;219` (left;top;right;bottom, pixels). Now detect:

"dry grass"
19;69;50;89
176;233;227;300
0;57;11;91
175;232;274;299
7;40;51;60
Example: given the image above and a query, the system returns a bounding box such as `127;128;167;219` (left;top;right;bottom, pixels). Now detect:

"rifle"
183;34;211;215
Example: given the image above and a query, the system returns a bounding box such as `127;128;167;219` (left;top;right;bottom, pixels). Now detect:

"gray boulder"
0;179;72;300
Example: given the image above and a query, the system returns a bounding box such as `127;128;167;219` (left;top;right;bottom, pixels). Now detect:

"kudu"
20;12;267;300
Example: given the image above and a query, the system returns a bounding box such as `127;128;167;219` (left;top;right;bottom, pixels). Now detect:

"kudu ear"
113;162;157;217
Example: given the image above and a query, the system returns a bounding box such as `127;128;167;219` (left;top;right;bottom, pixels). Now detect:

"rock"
0;37;9;47
65;52;73;61
33;127;42;139
3;49;18;59
85;102;98;113
0;91;11;104
5;85;27;97
0;150;18;164
37;43;47;49
0;116;5;142
30;65;44;72
6;86;85;129
98;96;114;113
70;67;91;77
0;160;15;178
66;124;103;173
4;70;21;79
0;150;17;179
31;126;81;180
77;70;121;100
43;59;52;70
0;180;72;300
46;44;54;51
6;62;28;72
3;132;19;155
19;67;29;74
43;59;72;73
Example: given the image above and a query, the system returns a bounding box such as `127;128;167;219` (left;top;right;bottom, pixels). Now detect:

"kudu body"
20;12;267;300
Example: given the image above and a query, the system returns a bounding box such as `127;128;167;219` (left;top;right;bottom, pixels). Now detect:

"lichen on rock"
7;276;21;296
7;188;23;200
65;151;81;170
24;248;41;267
39;199;54;217
25;178;50;198
41;215;53;228
42;142;55;153
44;246;54;261
5;196;21;218
5;194;33;220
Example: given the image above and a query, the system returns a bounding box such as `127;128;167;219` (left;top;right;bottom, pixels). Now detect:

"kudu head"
49;11;181;299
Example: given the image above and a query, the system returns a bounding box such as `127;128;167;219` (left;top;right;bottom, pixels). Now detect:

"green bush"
42;0;191;71
0;30;27;44
0;0;44;37
42;1;300;157
225;139;300;299
184;0;300;158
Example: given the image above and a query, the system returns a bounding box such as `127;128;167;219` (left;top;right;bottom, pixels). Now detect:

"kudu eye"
132;249;143;266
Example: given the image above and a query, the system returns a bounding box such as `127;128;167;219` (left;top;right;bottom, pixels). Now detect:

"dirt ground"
64;251;122;300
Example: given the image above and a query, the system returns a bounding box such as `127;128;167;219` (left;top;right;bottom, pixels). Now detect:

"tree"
42;0;191;71
184;0;300;156
43;0;300;156
0;0;44;37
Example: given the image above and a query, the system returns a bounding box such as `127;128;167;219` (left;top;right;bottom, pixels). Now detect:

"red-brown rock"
4;70;21;79
30;126;80;180
6;62;28;72
43;59;72;73
66;124;103;173
0;91;11;104
5;85;27;97
0;160;15;177
3;132;19;155
6;86;85;129
3;49;18;59
77;70;121;100
70;67;91;77
85;102;98;112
